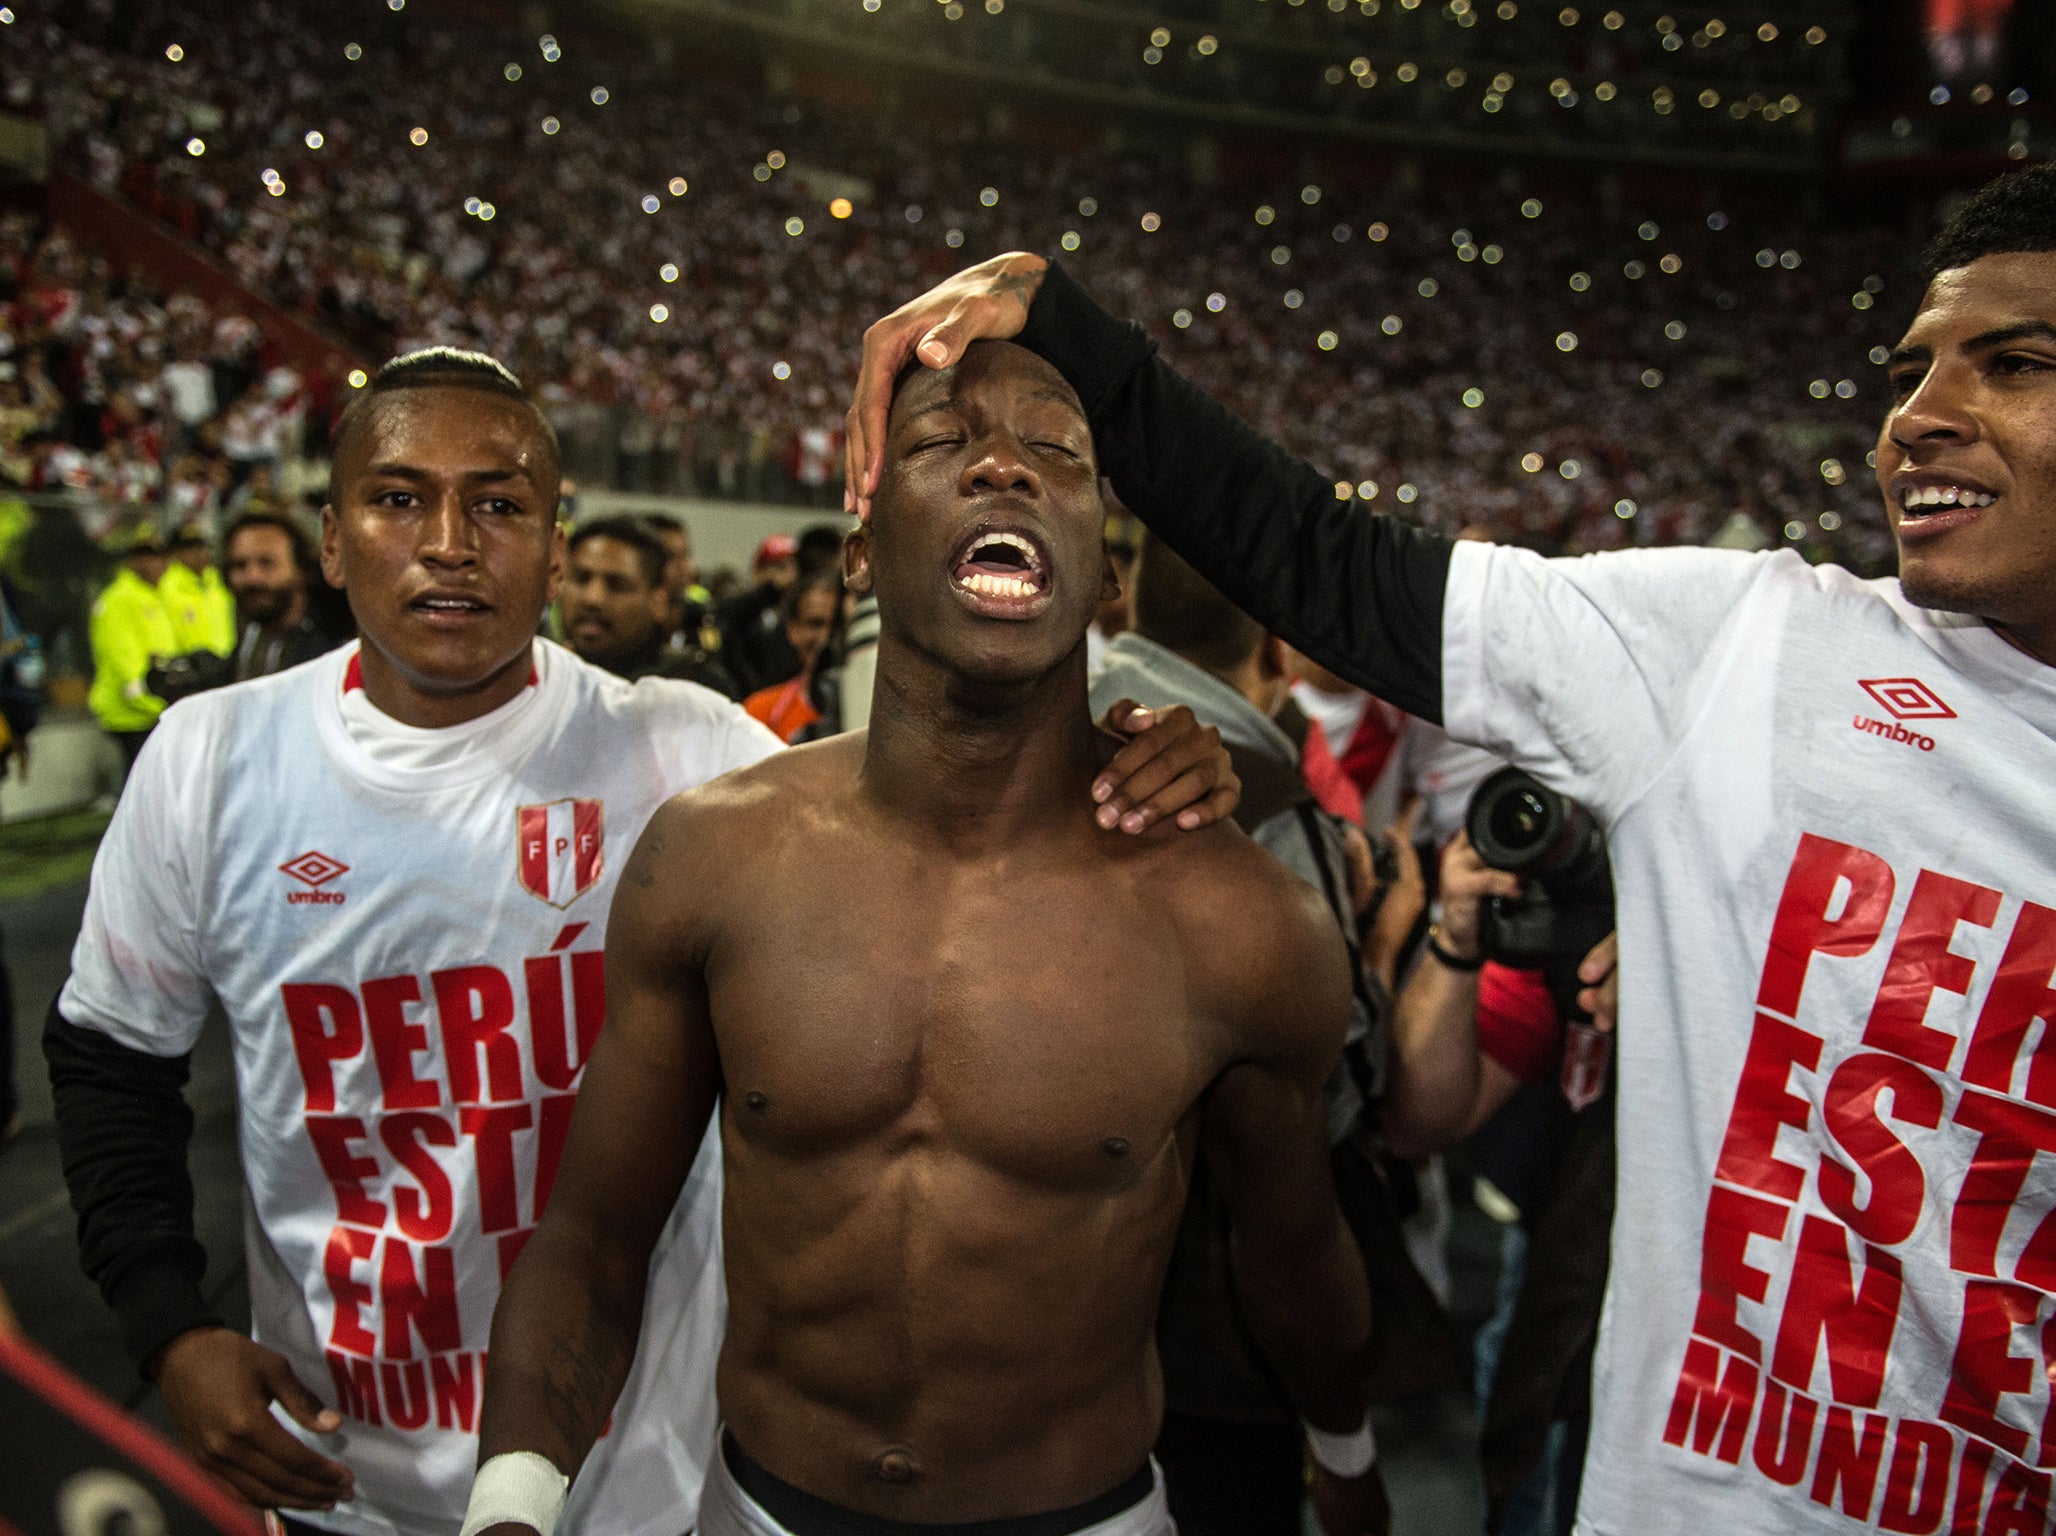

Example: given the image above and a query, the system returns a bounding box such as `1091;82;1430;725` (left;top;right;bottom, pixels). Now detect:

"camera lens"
1489;788;1553;854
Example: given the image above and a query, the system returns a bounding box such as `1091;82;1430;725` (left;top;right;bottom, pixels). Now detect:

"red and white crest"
516;799;605;908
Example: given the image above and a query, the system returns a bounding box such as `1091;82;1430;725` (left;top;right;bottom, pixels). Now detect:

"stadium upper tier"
614;0;1858;172
2;0;1937;561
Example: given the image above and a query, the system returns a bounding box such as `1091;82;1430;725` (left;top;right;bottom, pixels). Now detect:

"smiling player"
846;167;2056;1536
467;341;1383;1536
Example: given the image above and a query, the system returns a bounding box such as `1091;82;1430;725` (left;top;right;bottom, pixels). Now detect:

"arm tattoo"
539;1309;631;1455
983;267;1041;319
624;831;665;890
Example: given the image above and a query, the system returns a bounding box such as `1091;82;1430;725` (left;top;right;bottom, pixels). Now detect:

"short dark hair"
223;511;318;579
330;346;558;476
1131;531;1265;675
639;511;686;538
796;523;848;578
1925;164;2056;279
567;515;668;589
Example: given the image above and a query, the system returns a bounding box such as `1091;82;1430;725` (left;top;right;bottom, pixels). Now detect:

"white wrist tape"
1303;1415;1379;1478
459;1451;570;1536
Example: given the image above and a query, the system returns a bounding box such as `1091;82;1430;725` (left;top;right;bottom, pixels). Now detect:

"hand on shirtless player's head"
1878;164;2056;664
843;340;1118;687
321;349;565;726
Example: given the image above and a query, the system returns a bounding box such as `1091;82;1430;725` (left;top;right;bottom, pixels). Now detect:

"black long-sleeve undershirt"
1016;261;1453;725
44;999;220;1372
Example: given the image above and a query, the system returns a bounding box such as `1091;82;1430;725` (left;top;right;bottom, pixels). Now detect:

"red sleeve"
1476;962;1562;1084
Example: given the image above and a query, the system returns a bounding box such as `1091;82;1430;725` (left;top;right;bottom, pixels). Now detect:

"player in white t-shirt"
46;349;1237;1536
847;164;2056;1536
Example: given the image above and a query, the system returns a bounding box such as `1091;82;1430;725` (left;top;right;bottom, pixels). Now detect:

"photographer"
148;514;346;704
1387;826;1617;1536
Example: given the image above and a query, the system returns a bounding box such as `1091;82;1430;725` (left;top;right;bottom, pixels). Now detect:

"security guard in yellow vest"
88;522;179;766
159;522;236;657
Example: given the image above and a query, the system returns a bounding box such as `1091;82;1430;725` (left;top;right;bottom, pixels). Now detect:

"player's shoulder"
643;730;859;838
1135;820;1346;999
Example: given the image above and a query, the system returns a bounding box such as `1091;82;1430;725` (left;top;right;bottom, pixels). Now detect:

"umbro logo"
1851;678;1952;753
281;850;348;906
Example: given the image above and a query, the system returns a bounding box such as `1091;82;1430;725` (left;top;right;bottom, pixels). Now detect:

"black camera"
146;650;234;705
1463;766;1615;972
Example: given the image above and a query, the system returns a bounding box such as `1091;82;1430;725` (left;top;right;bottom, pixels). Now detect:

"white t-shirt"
62;640;782;1536
1443;541;2056;1536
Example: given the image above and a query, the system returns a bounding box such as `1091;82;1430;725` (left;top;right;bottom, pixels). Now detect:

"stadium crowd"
7;0;1907;564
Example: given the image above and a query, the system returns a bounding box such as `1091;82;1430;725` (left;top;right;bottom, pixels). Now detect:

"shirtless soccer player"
466;340;1383;1536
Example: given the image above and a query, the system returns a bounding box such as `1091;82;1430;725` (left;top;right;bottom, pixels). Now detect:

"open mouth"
409;591;493;622
1897;483;1996;520
950;527;1052;612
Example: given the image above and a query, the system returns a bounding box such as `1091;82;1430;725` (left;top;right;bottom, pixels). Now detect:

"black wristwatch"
1426;925;1484;972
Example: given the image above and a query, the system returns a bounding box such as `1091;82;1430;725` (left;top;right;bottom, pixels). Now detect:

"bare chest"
708;838;1224;1189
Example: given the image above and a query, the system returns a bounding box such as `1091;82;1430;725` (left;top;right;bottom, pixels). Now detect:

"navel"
1102;1136;1130;1159
869;1446;923;1484
744;1091;768;1112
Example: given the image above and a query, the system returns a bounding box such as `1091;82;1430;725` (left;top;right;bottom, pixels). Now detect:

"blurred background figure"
157;522;234;660
742;569;843;742
560;515;737;696
219;512;346;680
87;522;174;770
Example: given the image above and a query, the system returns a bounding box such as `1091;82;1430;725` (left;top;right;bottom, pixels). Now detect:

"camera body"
1463;766;1615;973
146;650;234;706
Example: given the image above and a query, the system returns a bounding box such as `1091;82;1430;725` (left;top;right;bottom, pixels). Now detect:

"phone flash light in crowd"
1396;483;1418;503
478;203;495;220
504;63;522;81
659;262;679;282
767;151;787;169
1522;198;1544;218
185;137;205;157
1141;212;1162;232
1463;388;1485;408
1808;379;1831;399
649;304;670;324
785;217;805;236
347;369;369;389
945;228;964;248
771;361;792;380
1317;330;1339;351
0;9;14;22
1172;309;1193;330
1380;315;1402;334
539;34;561;61
669;177;688;196
979;188;999;207
541;116;560;134
1559;459;1582;480
1820;459;1846;486
1819;510;1843;531
1642;368;1663;387
304;129;324;148
388;0;404;10
1522;453;1545;473
1870;345;1890;365
1664;320;1686;340
465;197;482;214
1060;231;1081;251
1367;221;1389;241
1556;331;1578;351
1615;498;1637;518
1418;277;1440;297
409;127;428;145
1206;293;1226;313
642;195;661;213
590;87;610;105
165;43;184;60
344;41;361;59
864;0;882;10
